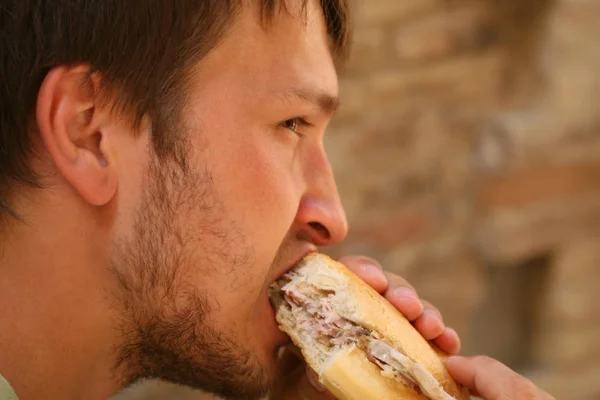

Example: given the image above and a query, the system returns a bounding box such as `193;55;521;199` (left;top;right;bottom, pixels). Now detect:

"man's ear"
36;65;118;206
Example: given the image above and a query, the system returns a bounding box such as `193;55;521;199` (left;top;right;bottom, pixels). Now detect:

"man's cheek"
244;177;298;238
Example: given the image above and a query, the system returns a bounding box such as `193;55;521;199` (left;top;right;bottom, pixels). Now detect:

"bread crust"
270;252;469;400
322;346;429;400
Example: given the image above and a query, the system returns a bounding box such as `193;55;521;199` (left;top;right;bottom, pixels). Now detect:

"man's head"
0;0;350;398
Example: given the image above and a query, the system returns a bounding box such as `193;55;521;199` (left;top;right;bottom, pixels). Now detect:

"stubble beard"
108;146;273;399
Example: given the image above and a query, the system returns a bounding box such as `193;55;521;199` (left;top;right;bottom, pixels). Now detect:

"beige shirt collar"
0;373;18;400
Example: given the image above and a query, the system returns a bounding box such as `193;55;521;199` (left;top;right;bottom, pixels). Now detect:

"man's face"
110;1;347;398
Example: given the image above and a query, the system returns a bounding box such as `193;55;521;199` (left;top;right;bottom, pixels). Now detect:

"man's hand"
446;355;556;400
271;255;554;400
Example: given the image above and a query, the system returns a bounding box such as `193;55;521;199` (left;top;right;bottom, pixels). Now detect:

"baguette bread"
268;253;469;400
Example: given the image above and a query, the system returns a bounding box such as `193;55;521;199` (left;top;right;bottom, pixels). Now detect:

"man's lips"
273;248;318;282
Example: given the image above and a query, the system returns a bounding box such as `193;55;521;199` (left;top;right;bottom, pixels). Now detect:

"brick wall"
115;0;600;398
326;0;600;398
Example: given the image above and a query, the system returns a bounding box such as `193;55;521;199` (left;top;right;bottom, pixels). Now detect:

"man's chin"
220;346;294;400
118;330;276;400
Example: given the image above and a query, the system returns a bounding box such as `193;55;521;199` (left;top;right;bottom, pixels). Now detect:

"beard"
108;145;273;399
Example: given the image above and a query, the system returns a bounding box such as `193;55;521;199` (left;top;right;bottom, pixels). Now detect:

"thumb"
446;355;548;400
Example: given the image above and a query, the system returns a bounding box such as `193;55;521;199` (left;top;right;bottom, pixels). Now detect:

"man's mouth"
273;249;318;282
267;248;319;346
265;249;316;340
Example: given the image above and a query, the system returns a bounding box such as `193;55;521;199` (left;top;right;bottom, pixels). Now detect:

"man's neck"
0;206;122;400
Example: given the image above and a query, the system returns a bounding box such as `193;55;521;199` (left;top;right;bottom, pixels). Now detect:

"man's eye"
281;118;308;135
281;118;299;133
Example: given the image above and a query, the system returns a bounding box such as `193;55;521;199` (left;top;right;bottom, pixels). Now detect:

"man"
0;1;554;399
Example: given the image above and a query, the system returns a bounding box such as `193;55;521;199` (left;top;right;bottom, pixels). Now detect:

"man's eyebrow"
277;87;340;116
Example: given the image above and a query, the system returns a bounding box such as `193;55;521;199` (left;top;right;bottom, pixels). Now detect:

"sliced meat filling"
281;277;369;347
368;340;456;400
279;275;456;400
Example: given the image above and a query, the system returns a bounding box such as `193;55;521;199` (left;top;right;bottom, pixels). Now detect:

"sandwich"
268;253;469;400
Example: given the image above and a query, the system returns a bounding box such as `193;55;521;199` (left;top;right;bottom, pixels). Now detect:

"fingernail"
445;327;457;336
394;287;419;302
444;327;461;354
446;355;465;365
362;264;386;281
424;307;443;322
362;264;382;274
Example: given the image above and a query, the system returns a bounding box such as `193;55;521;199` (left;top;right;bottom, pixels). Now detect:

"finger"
418;301;461;354
338;256;388;293
433;327;461;355
383;270;416;291
446;355;549;400
421;300;443;322
412;308;445;340
383;272;423;321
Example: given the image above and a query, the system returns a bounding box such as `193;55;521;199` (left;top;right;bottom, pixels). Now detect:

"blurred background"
115;0;600;399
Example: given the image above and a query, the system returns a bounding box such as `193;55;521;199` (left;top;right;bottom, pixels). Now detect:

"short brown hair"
0;0;350;218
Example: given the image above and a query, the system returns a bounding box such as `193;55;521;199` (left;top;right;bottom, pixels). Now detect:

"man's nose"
295;157;348;246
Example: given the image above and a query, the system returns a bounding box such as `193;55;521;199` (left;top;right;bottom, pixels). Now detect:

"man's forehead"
186;0;338;106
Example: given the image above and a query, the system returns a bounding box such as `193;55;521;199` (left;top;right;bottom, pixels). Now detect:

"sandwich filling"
276;273;456;400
